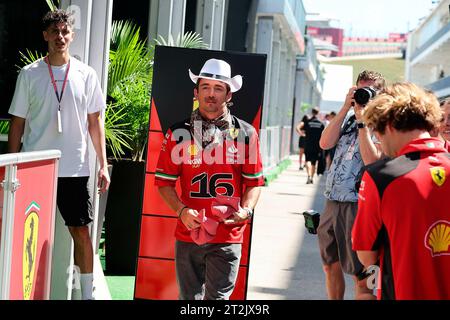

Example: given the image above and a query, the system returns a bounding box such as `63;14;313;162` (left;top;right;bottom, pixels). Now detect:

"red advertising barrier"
0;150;60;300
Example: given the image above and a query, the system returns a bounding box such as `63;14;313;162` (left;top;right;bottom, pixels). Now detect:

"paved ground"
247;156;355;300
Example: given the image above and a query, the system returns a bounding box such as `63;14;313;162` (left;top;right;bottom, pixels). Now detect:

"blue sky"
303;0;438;37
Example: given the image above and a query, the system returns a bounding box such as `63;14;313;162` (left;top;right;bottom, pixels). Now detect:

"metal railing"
260;125;292;176
426;75;450;93
410;22;450;62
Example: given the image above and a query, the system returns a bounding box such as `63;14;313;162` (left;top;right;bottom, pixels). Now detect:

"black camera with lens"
354;86;376;105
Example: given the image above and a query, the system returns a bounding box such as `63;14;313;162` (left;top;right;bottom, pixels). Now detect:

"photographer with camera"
317;70;385;300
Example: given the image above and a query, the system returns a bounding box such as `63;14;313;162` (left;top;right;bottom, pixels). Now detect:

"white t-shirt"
9;57;106;177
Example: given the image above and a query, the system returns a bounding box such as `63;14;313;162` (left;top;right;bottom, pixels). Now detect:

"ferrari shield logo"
23;202;40;300
229;128;239;139
430;167;446;187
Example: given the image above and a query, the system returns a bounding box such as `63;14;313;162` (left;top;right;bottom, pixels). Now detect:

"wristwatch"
242;207;254;219
357;121;365;129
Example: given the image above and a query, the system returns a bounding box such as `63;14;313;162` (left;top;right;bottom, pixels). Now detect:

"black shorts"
305;148;322;164
298;136;306;149
57;177;93;227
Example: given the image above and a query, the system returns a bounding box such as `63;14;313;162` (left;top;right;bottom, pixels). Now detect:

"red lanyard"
45;56;70;111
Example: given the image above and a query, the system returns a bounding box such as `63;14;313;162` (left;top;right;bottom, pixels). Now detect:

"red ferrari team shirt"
352;137;450;300
155;116;264;243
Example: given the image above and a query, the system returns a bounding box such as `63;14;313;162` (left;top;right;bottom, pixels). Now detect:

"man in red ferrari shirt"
352;82;450;300
155;58;264;300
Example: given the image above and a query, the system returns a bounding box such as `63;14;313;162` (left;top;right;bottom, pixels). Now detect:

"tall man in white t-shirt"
8;9;110;300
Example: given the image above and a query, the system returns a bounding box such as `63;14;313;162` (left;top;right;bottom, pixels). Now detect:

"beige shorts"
317;199;363;275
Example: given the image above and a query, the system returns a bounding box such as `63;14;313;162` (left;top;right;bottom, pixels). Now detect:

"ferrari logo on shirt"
430;167;446;187
424;220;450;257
229;128;239;139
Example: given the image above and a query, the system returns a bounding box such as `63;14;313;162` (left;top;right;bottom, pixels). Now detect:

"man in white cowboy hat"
154;58;264;300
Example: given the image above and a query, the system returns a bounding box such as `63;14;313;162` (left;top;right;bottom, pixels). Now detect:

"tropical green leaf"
45;0;59;11
156;31;208;49
104;102;133;160
108;20;153;98
0;120;10;135
16;49;46;70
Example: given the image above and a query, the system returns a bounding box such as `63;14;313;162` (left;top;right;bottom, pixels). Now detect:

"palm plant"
107;20;154;161
17;49;45;68
104;103;132;160
108;20;153;96
156;31;209;49
45;0;59;11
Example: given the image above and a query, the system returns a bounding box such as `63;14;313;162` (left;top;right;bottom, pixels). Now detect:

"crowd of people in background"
296;70;450;300
295;110;337;183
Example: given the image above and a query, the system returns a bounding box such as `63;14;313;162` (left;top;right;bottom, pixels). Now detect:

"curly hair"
42;9;74;31
363;82;442;134
356;70;386;90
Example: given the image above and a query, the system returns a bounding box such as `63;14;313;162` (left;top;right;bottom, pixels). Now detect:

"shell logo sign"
424;220;450;257
23;202;40;300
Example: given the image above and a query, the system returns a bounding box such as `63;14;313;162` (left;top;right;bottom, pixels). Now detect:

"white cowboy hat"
189;58;243;92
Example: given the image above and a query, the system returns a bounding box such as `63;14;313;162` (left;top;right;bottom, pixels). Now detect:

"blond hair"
363;82;442;134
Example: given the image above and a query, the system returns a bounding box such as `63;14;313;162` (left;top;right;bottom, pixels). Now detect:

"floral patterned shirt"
324;112;364;202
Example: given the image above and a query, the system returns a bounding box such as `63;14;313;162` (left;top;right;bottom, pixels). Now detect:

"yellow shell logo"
23;203;40;300
424;220;450;257
430;167;446;187
187;144;199;156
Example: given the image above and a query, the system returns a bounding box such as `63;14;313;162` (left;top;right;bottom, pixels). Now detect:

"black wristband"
357;122;365;129
178;205;188;217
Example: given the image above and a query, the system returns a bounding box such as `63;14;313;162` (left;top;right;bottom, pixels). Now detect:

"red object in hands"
211;195;241;221
190;209;219;245
190;196;242;245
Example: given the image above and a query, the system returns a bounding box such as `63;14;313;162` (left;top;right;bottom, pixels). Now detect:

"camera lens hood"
354;87;376;105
